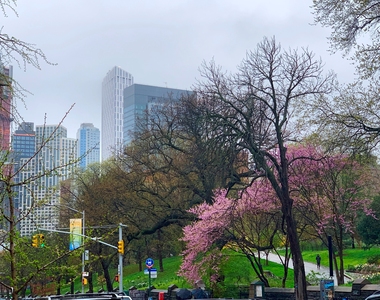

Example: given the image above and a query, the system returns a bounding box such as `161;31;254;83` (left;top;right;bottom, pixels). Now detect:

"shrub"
367;255;380;265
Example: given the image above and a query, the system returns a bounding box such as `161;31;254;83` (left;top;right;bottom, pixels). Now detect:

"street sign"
82;272;89;277
144;268;157;274
145;257;154;268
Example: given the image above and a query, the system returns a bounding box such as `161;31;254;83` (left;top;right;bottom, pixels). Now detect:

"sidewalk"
266;253;338;285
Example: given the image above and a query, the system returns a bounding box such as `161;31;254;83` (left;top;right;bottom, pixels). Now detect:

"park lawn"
121;254;295;290
108;247;377;290
123;256;192;290
221;251;295;288
62;247;378;294
301;247;380;269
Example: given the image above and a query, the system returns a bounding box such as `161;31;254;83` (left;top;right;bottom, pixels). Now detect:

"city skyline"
2;1;357;140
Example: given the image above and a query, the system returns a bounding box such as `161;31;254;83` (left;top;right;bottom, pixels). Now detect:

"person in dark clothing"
316;254;321;270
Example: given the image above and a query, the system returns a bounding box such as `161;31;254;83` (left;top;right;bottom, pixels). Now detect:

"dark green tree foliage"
358;195;380;246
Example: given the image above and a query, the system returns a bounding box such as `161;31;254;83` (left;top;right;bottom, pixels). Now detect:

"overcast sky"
2;0;356;139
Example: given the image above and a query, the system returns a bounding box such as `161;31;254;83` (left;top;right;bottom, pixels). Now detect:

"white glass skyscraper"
77;123;100;169
101;66;133;160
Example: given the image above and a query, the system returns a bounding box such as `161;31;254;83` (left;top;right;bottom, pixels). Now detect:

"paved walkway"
266;253;338;285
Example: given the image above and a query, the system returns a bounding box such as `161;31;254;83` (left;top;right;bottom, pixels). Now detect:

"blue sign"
146;258;154;268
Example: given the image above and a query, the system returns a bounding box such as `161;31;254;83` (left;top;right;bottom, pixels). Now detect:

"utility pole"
81;210;85;293
119;223;123;293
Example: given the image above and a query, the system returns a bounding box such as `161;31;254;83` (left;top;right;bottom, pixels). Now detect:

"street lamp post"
51;204;85;293
80;210;85;293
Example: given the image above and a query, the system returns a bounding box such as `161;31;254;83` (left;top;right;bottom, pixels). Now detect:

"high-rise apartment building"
77;123;100;169
102;66;133;160
12;122;35;161
11;122;35;212
16;125;77;237
0;64;12;151
123;84;192;145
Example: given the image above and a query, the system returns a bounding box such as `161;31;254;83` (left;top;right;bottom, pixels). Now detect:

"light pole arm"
38;228;117;249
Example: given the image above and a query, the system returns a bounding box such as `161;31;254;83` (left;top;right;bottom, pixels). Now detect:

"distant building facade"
11;122;36;212
0;65;13;231
16;125;77;237
123;84;192;145
0;64;12;151
12;122;35;161
77;123;100;169
102;66;133;160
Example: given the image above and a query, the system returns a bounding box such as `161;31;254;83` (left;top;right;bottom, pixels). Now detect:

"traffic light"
39;234;45;248
117;240;124;255
114;274;119;282
32;235;39;248
82;277;88;285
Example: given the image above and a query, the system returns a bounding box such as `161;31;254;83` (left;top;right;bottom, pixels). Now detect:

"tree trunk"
101;260;113;292
88;272;94;293
285;209;307;300
56;275;61;295
157;230;164;272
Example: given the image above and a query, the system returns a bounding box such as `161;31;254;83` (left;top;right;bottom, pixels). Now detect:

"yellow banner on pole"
69;218;82;250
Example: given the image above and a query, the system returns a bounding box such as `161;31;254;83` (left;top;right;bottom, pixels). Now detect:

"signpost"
146;258;155;297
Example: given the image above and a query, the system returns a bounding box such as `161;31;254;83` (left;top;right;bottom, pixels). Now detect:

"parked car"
23;292;133;300
365;290;380;300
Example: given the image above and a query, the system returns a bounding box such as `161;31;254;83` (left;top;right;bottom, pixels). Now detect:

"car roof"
28;293;132;300
365;294;380;300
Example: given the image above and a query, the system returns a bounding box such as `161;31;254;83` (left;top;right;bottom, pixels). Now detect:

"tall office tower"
77;123;100;169
102;66;133;160
12;122;35;161
17;125;77;237
0;64;13;151
123;84;192;145
11;122;35;211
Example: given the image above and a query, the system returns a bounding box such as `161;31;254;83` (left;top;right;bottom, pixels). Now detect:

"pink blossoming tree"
179;179;287;288
288;146;379;284
179;144;379;287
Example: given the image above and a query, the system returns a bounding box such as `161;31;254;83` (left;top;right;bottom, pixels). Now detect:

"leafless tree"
193;36;336;300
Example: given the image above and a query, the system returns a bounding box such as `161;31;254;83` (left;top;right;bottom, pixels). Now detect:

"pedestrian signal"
39;234;45;247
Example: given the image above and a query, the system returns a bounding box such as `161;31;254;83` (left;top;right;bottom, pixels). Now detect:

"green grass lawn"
123;256;191;290
301;247;380;269
63;247;380;294
118;251;297;291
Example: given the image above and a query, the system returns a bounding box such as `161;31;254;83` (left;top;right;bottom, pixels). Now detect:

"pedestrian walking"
316;254;321;270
